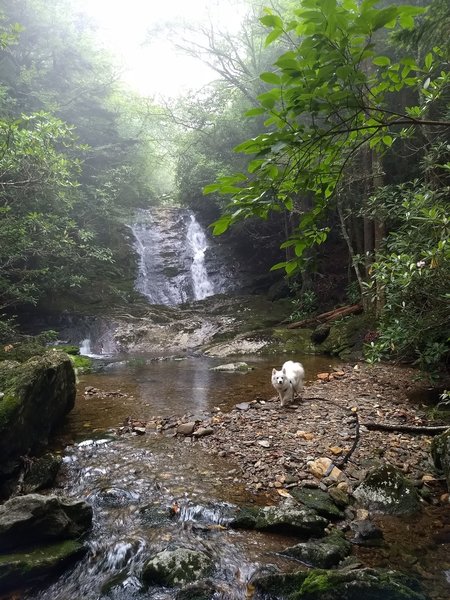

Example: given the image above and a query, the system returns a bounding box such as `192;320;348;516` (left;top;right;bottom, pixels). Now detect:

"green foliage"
363;177;450;371
0;0;171;321
206;0;449;276
290;289;318;322
0;112;113;309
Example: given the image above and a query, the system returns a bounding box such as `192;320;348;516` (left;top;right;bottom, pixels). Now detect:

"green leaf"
265;28;283;46
373;56;391;67
245;107;266;117
260;72;282;85
260;15;283;28
424;52;433;70
212;216;231;236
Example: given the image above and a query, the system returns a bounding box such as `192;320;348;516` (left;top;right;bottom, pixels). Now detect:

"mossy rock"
253;567;429;599
271;328;318;355
142;548;213;587
230;502;328;537
317;314;371;359
353;463;421;516
0;540;86;592
280;530;352;568
290;488;345;520
0;352;75;481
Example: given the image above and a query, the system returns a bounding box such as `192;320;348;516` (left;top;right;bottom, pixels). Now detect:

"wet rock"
0;352;76;488
229;500;328;537
20;454;62;494
210;362;251;372
140;504;174;527
193;427;214;438
328;485;350;508
353;463;421;515
350;519;384;547
431;428;450;491
252;566;429;599
175;580;218;599
177;422;196;436
142;547;213;587
280;530;352;568
290;488;345;520
0;540;86;592
0;494;93;552
235;402;250;411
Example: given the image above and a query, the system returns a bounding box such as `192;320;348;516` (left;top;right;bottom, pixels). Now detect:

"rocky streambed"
69;360;450;600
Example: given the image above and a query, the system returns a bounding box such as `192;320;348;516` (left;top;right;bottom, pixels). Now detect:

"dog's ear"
272;368;276;375
282;367;286;374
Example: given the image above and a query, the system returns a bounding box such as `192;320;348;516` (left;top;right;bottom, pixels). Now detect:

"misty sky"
78;0;246;97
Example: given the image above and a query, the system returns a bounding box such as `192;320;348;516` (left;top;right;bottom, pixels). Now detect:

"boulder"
0;494;93;552
0;351;76;484
280;530;352;568
229;500;328;537
252;566;429;599
0;540;86;592
142;547;213;587
353;464;421;516
20;454;62;494
290;488;345;520
431;428;450;491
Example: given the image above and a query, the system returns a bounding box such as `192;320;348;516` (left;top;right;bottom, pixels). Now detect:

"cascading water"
130;208;231;305
186;214;214;300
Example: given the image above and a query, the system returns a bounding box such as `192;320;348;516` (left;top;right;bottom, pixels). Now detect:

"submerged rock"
210;362;251;372
0;494;93;552
280;530;352;568
252;566;429;599
353;463;421;515
290;488;345;520
142;547;213;587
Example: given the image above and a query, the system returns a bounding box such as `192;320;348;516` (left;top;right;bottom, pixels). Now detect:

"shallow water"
18;355;450;600
18;356;333;600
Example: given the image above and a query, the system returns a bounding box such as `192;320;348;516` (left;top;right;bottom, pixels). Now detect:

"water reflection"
63;355;339;439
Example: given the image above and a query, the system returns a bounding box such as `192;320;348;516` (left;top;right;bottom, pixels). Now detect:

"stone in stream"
0;494;93;552
142;547;213;587
352;463;422;515
290;487;345;520
210;362;252;372
0;540;87;592
280;529;352;568
251;566;430;599
229;499;328;537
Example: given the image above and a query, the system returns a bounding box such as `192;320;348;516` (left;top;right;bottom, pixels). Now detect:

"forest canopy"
0;0;448;371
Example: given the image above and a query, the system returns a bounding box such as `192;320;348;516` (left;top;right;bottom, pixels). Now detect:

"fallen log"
361;422;449;435
287;303;363;329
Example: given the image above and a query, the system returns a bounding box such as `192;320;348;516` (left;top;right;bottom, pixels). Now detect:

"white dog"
271;360;305;407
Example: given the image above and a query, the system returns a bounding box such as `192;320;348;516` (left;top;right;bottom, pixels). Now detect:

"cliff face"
0;351;76;490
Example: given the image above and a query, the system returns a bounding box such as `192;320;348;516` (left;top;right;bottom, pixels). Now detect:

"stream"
24;355;337;600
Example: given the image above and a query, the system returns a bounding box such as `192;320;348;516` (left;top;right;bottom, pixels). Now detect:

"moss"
300;571;332;594
0;540;86;591
69;354;92;373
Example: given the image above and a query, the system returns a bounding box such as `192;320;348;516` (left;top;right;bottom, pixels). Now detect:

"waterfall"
186;214;214;300
130;208;230;306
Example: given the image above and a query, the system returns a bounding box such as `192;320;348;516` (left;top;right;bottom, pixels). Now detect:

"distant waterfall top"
130;208;232;306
